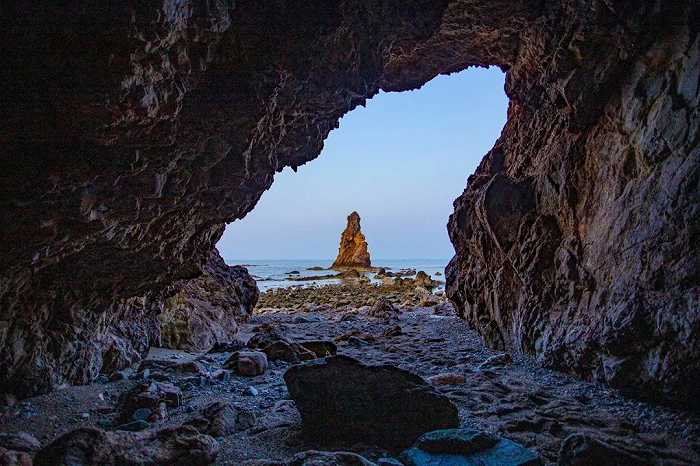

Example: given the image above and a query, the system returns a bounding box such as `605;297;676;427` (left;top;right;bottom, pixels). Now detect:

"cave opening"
217;67;507;293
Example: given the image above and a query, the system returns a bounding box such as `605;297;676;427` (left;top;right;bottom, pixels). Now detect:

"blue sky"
218;67;507;261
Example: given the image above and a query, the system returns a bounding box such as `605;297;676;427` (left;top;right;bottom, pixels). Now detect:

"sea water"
224;258;449;291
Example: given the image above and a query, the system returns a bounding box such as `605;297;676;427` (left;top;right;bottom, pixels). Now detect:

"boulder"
263;341;316;363
34;426;218;466
247;324;290;350
0;433;41;453
368;298;400;320
414;271;435;289
224;351;268;376
299;340;337;358
0;447;32;466
284;356;458;449
331;212;371;269
184;401;237;437
478;353;512;370
207;339;246;354
138;359;209;378
118;381;182;423
400;429;541;466
427;373;466;386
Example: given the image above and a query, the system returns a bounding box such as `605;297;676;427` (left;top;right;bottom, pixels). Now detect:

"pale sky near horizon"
217;67;508;261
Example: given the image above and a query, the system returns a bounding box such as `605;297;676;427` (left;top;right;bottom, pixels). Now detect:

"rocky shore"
1;280;698;465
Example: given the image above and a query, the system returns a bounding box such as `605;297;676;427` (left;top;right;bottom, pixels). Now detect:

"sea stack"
332;212;371;269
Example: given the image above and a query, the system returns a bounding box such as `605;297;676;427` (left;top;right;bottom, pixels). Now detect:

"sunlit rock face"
1;1;698;404
332;212;371;269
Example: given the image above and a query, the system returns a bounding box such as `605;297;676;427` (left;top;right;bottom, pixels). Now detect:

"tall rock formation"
332;212;371;269
1;1;697;407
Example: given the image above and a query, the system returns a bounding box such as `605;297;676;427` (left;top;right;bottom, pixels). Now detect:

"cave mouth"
217;67;507;293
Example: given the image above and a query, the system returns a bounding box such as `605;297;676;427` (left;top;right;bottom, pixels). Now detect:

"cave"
2;1;699;464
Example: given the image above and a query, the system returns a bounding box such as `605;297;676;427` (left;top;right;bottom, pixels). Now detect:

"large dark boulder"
283;355;458;449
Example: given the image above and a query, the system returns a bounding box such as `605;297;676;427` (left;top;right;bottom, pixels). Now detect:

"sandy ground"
1;299;699;465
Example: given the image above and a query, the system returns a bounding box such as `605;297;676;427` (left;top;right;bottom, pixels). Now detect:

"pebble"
114;420;150;432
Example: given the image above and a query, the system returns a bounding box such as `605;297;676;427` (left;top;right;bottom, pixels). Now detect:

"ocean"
223;259;450;291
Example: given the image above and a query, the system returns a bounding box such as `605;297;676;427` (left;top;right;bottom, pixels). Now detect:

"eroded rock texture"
445;5;700;406
332;212;372;269
2;1;698;405
159;249;258;351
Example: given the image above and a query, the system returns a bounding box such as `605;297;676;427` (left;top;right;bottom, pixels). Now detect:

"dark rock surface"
444;5;700;407
1;0;698;409
332;212;372;269
0;246;256;400
284;355;459;449
33;426;219;466
557;434;647;466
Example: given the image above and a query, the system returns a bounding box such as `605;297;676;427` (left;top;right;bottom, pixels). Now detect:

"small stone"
0;432;41;452
132;408;152;422
225;351;268;376
184;401;237;437
246;386;259;396
427;372;466;386
115;420;150;432
478;353;512;370
377;458;404;466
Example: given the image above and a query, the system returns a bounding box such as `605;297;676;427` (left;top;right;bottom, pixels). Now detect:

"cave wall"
1;1;698;404
446;4;700;406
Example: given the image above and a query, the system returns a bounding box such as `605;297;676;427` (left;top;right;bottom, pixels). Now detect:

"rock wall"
332;212;372;269
446;5;700;407
159;249;259;351
2;1;698;405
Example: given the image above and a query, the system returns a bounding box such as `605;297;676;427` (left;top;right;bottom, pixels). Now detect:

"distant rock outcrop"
332;212;371;269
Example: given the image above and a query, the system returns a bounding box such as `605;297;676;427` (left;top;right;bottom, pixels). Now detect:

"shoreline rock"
331;212;372;269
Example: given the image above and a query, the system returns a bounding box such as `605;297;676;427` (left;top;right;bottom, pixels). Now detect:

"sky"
217;67;508;261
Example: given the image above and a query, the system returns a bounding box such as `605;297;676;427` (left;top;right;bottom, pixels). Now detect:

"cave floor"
2;303;699;465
